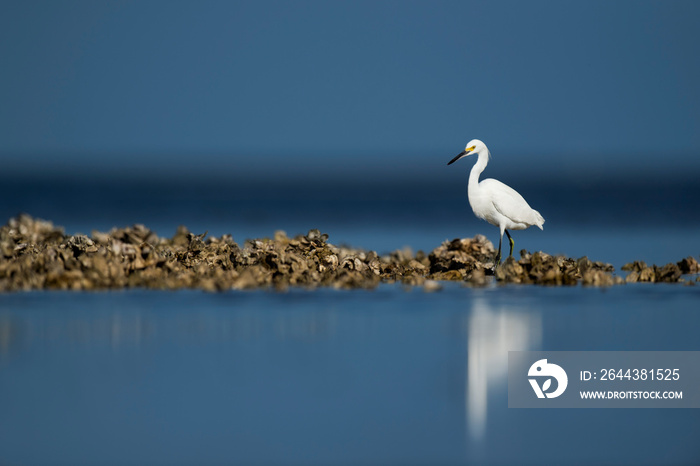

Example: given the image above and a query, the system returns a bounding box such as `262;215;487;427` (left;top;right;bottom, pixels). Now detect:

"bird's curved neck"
468;151;489;192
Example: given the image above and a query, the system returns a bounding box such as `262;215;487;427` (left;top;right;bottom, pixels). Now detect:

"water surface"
1;286;699;465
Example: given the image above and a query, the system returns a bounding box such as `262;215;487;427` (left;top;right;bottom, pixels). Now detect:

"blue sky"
1;0;699;179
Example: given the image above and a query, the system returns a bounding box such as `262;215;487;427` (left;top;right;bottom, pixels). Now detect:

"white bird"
448;139;544;263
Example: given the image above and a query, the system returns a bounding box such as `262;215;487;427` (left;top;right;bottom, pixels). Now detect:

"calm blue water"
1;287;699;465
1;175;699;464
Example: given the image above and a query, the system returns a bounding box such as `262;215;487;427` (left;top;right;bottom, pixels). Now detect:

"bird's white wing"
480;178;538;225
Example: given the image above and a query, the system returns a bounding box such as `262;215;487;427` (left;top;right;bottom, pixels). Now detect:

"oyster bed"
0;215;698;292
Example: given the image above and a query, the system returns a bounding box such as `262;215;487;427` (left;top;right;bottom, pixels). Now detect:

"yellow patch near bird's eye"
467;146;476;152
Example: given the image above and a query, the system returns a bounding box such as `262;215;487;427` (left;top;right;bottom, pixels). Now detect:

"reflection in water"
1;290;698;465
0;310;335;358
1;294;540;450
466;296;542;441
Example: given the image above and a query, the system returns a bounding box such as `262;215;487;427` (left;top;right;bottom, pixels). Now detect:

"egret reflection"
466;297;542;441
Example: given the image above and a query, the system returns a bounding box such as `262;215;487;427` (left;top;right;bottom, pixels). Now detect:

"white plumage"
448;139;544;263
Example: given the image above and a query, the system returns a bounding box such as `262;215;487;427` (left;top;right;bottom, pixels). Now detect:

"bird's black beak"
447;150;469;165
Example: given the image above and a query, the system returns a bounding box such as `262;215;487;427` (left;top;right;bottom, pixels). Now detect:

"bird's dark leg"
505;229;515;258
495;234;502;264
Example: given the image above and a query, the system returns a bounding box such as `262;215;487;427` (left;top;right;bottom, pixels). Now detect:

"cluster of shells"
621;258;699;283
0;215;698;292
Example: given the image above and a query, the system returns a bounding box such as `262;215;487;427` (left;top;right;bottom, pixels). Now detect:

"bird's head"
447;139;488;165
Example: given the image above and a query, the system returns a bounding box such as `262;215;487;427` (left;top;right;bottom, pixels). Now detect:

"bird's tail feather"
533;210;545;230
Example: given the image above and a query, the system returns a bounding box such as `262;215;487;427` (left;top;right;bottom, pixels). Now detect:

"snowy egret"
447;139;544;264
